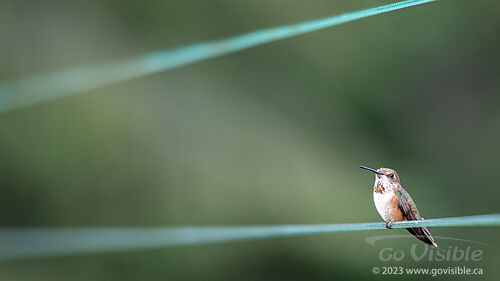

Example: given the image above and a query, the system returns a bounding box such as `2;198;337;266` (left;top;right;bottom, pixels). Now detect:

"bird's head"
360;166;400;192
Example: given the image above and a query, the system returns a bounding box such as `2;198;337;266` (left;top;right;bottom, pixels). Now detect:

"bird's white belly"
373;191;394;221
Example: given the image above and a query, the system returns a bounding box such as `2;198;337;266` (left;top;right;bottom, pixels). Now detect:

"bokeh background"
1;0;499;280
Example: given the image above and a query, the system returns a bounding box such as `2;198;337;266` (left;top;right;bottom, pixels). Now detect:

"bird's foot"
385;221;393;229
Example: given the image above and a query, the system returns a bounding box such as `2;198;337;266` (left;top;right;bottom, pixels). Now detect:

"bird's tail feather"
406;227;438;248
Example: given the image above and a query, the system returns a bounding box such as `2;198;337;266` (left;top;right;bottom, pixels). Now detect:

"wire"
1;213;497;260
0;0;436;112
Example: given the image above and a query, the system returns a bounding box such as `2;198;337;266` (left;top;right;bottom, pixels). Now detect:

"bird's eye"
389;173;395;179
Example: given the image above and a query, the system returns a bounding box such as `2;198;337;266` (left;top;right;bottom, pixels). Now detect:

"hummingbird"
360;166;438;248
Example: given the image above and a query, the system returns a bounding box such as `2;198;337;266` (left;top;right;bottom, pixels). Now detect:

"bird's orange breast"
387;194;404;221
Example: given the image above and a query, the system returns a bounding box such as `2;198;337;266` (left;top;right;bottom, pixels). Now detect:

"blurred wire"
1;213;497;260
0;0;436;112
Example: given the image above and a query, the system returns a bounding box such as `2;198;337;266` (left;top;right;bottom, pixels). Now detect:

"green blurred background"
0;0;499;280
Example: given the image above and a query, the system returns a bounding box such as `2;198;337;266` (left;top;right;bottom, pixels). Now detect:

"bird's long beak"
359;166;383;175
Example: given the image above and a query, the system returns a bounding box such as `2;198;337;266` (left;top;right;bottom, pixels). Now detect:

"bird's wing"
395;186;422;221
397;186;438;248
